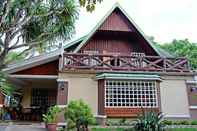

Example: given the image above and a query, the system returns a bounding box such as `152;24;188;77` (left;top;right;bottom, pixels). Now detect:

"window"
31;88;57;107
105;80;158;108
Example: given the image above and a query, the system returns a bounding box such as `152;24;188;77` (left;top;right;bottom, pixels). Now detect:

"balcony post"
163;58;167;72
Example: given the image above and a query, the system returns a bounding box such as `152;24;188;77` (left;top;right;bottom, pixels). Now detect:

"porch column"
56;79;68;126
97;80;107;125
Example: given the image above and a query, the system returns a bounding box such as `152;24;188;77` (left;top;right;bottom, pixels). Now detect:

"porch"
5;75;67;122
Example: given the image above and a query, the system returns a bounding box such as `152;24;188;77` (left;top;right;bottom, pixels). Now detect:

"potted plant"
43;105;60;131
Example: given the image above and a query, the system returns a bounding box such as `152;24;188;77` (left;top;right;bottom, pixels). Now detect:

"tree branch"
0;0;11;25
4;47;32;66
9;33;23;49
9;37;48;51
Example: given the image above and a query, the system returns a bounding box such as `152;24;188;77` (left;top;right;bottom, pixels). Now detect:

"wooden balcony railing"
60;53;190;72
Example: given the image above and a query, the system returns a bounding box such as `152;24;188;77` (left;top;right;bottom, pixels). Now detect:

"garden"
42;100;197;131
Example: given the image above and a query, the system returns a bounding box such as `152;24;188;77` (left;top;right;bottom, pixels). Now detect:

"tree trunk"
0;32;11;71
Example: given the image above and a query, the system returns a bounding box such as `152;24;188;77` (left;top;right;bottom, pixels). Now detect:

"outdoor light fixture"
59;82;65;91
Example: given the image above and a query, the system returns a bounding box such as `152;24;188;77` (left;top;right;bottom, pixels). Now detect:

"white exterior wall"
160;75;193;118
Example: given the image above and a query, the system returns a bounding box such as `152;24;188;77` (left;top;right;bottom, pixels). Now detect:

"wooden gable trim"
98;9;134;32
73;2;161;56
13;60;59;75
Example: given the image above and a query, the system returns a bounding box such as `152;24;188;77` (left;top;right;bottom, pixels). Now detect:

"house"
2;3;197;124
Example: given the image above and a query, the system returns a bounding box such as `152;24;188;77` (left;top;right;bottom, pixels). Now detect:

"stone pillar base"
95;115;107;126
57;105;67;127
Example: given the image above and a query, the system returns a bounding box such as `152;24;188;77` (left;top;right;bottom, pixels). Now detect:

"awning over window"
96;73;161;81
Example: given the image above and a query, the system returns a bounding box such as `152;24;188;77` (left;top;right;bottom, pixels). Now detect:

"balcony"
60;53;190;73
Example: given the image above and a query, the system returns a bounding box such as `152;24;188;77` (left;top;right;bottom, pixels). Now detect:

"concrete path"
0;126;6;131
0;124;47;131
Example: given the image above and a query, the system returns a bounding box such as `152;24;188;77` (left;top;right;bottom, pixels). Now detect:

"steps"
4;125;47;131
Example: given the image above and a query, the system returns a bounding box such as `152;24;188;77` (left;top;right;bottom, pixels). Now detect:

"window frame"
104;80;158;108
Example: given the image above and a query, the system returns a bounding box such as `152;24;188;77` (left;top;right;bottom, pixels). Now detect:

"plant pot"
46;123;57;131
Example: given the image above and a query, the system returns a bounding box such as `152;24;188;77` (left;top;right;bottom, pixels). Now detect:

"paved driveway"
0;126;6;131
0;125;47;131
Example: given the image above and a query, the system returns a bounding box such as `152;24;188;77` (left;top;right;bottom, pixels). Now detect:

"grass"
167;128;197;131
91;128;133;131
91;128;197;131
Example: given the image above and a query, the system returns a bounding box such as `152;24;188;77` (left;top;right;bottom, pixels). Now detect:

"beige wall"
59;73;98;115
59;72;195;118
160;75;193;118
21;86;32;108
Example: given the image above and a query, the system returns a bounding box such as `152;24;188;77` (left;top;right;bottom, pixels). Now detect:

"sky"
73;0;197;43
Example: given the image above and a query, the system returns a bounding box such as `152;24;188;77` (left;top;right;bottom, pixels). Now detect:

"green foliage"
190;120;197;125
161;120;173;125
42;105;61;123
0;72;13;95
1;0;78;42
119;118;127;126
92;128;134;131
5;52;24;63
159;39;197;70
134;110;164;131
64;100;95;130
0;0;79;69
162;120;197;126
148;37;197;70
106;118;134;126
167;128;197;131
79;0;103;12
178;120;190;125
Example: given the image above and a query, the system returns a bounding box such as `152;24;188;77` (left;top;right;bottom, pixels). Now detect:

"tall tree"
160;39;197;70
149;37;197;70
79;0;103;12
0;0;79;70
0;0;103;95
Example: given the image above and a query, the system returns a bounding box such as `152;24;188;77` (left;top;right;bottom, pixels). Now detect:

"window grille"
105;80;158;108
31;88;57;107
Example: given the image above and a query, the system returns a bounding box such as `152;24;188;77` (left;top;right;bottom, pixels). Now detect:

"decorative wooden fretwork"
83;50;99;66
130;52;146;67
62;53;190;72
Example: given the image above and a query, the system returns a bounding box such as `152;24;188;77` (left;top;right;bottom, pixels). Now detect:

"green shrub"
42;105;61;123
173;121;182;125
162;120;173;125
179;120;190;125
119;118;126;125
134;109;165;131
64;100;95;130
191;120;197;125
172;120;190;125
106;119;119;126
106;119;134;126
